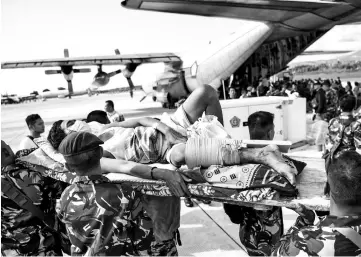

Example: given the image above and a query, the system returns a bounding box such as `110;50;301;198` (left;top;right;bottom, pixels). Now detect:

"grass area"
293;70;361;81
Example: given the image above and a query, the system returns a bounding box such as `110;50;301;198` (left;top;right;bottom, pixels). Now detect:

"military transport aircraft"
120;0;361;98
2;0;361;106
1;48;178;100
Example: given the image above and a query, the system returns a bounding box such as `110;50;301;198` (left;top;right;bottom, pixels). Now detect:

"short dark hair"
248;111;274;140
328;151;361;206
25;114;42;127
322;79;331;87
48;120;67;149
105;100;114;109
87;110;109;124
339;95;356;112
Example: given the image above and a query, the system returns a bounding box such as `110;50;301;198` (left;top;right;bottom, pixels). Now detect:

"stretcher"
106;154;329;211
17;138;329;211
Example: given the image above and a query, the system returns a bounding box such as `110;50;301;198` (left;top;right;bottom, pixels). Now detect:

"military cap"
59;131;103;165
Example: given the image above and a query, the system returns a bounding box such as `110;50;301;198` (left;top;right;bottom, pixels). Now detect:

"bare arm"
102;117;169;134
100;157;155;179
100;158;191;197
102;117;187;145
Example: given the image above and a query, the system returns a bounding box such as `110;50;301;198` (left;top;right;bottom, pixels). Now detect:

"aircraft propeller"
126;77;135;98
44;49;91;98
139;92;153;102
114;49;138;98
64;49;69;58
92;65;122;88
43;48;140;99
139;88;157;103
91;49;139;98
66;80;73;99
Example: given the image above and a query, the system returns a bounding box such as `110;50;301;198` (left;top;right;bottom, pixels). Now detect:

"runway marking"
179;224;204;229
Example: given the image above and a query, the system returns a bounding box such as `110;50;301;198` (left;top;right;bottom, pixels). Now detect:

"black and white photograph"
1;0;361;256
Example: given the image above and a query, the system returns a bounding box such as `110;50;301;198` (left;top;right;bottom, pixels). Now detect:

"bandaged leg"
185;138;297;185
166;143;186;167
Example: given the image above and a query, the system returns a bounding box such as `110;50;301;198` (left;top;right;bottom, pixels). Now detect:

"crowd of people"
220;75;361;110
2;83;361;256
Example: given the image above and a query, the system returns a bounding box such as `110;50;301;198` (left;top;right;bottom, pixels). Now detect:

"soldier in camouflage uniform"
324;94;361;157
322;95;361;200
323;80;339;122
57;131;180;256
272;150;361;256
224;111;284;256
1;140;69;256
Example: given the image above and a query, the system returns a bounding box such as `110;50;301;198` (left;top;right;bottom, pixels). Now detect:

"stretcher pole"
222;80;227;100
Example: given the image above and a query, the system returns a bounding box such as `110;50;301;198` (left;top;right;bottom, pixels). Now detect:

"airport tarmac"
1;91;302;256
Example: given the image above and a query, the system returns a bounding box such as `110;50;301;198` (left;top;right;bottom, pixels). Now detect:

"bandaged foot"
254;144;297;185
185;138;297;185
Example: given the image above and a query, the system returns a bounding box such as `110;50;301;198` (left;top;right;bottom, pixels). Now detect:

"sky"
1;0;361;95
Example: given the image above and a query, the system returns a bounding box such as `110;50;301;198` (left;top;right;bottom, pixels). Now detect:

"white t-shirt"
19;136;38;150
67;120;107;137
107;111;123;123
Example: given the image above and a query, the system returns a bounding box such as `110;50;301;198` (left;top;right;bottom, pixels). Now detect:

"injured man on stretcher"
40;85;298;185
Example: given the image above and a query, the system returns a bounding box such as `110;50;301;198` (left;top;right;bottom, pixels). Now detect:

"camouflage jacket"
326;89;338;107
272;215;361;256
58;174;157;256
324;114;361;156
323;89;338;121
1;149;66;256
223;204;283;256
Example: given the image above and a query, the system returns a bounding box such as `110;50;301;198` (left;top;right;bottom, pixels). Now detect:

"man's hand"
153;168;192;197
164;127;187;146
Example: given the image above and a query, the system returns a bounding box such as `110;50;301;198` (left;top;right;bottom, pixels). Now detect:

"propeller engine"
44;49;91;98
115;49;138;98
92;65;122;87
92;49;139;98
44;48;140;99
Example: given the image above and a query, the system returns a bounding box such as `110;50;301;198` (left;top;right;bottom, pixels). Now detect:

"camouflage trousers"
239;206;283;256
149;237;178;256
1;225;63;256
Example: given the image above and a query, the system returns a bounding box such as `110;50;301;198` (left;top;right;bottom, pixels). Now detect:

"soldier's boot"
184;197;194;208
185;138;297;185
257;231;273;255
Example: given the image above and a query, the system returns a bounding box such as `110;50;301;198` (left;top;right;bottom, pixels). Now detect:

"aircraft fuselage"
148;22;326;106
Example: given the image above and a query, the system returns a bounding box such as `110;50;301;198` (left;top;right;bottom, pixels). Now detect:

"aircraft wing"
1;53;181;69
121;0;361;41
